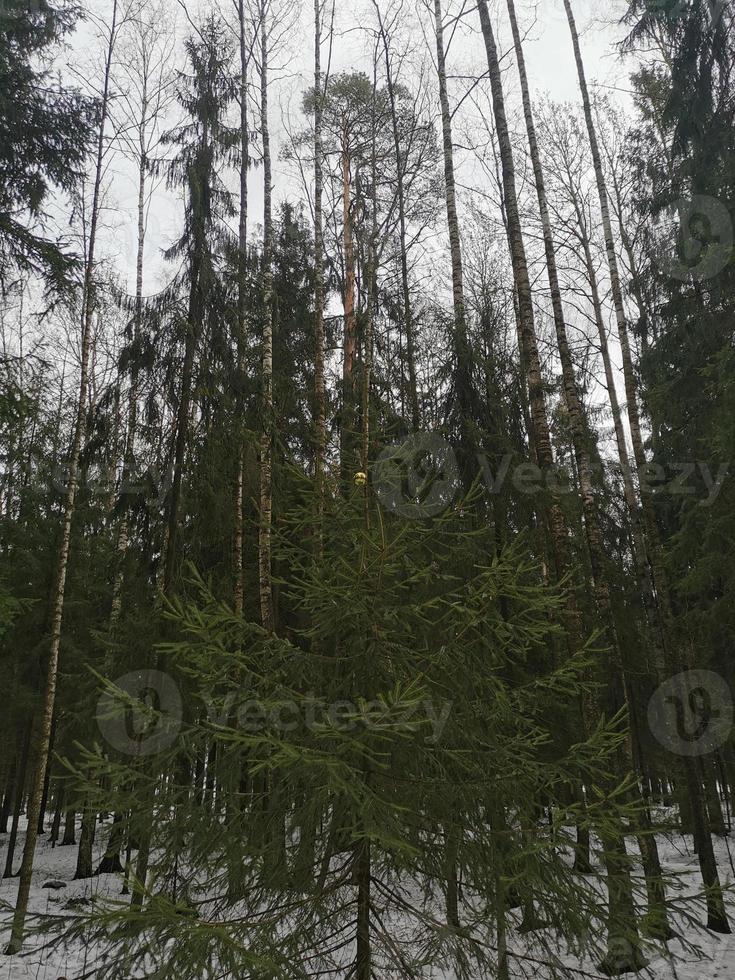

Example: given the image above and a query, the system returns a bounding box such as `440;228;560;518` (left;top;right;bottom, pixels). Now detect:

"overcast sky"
61;0;633;299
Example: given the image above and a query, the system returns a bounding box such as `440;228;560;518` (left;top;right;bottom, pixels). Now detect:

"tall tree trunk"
49;785;63;846
505;0;605;603
5;1;119;953
571;200;663;661
313;0;328;546
0;753;17;834
233;0;250;621
36;712;56;836
62;805;76;846
73;802;96;879
340;118;358;481
506;0;670;939
474;0;576;624
562;0;729;935
110;74;148;626
431;3;475;922
354;837;371;980
224;0;253;905
258;0;274;633
162;314;197;597
134;26;224;907
432;0;473;469
361;62;379;490
374;1;419;431
3;717;32;879
477;3;645;967
35;775;48;835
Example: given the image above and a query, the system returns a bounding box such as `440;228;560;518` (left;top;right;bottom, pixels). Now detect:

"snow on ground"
1;818;735;979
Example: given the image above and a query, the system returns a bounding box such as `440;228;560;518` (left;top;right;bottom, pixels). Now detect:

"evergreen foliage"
1;1;734;975
0;0;96;292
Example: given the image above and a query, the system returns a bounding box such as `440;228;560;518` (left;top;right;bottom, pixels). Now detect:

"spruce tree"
0;0;95;292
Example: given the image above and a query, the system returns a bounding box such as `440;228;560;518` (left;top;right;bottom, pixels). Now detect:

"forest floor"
0;818;734;979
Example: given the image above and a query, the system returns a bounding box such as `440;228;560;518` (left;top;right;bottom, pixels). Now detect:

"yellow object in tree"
354;471;367;487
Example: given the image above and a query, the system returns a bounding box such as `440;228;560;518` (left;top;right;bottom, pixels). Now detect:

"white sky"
61;0;632;298
40;0;640;460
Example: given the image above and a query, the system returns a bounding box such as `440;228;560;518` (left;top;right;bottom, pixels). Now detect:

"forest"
1;0;734;977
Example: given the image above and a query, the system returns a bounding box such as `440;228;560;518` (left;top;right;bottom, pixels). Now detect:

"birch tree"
506;0;671;942
563;0;730;935
5;0;129;952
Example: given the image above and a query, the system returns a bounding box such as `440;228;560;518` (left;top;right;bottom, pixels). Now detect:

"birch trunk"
563;0;729;935
340;118;357;481
431;1;478;922
233;0;250;618
562;0;673;634
507;0;670;937
36;712;54;836
258;0;274;632
111;72;148;625
224;0;253;903
475;0;573;605
4;0;119;953
313;0;327;540
361;66;379;485
575;203;664;660
477;4;646;965
432;0;473;454
374;1;419;430
505;0;605;604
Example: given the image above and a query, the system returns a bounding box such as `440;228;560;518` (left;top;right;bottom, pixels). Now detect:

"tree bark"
475;0;576;621
258;0;275;633
96;812;125;874
432;0;473;466
478;4;646;966
354;837;371;980
110;65;148;626
3;718;32;879
360;61;379;492
5;1;119;953
340;116;358;481
374;1;419;431
313;0;328;546
0;743;18;835
562;0;729;935
49;785;63;846
36;712;55;836
62;805;76;846
233;0;251;621
73;801;96;879
507;0;670;939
